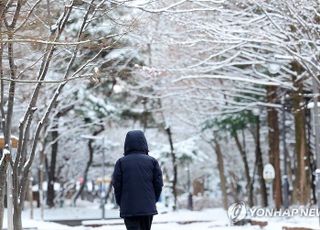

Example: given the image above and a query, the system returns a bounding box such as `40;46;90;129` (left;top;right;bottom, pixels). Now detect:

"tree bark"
266;85;282;210
0;156;8;230
0;1;7;136
47;123;59;207
306;107;317;204
39;138;46;220
213;139;228;210
13;206;22;230
13;166;26;230
5;3;22;229
233;132;253;206
255;115;268;207
292;83;311;204
28;170;34;219
0;3;7;227
165;126;177;210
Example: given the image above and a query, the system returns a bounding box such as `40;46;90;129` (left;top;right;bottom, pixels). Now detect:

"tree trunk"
266;85;282;210
255;115;268;207
47;123;59;208
73;125;104;206
0;3;8;227
39;142;46;220
28;171;34;219
0;0;7;139
13;169;26;230
306;107;317;204
0;157;8;230
165;126;177;210
13;206;22;230
47;104;74;207
213;139;228;210
292;83;311;204
233;132;253;206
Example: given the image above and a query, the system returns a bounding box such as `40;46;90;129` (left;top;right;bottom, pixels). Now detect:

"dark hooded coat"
112;130;163;218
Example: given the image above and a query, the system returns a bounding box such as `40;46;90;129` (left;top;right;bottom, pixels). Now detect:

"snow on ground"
4;200;118;223
92;209;320;230
90;209;257;230
19;208;320;230
15;219;72;230
9;208;259;230
97;223;259;230
4;202;320;230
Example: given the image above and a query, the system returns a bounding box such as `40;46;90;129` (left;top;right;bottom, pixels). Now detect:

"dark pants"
124;215;153;230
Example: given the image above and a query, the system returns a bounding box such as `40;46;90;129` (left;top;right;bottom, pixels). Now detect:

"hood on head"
124;130;149;155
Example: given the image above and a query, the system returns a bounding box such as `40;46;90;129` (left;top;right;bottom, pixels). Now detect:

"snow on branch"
173;74;296;90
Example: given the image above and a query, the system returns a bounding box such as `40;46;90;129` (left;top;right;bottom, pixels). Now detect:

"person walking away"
112;130;163;230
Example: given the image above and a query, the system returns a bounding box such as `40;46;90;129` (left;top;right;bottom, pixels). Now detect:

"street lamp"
267;62;281;75
263;163;275;208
